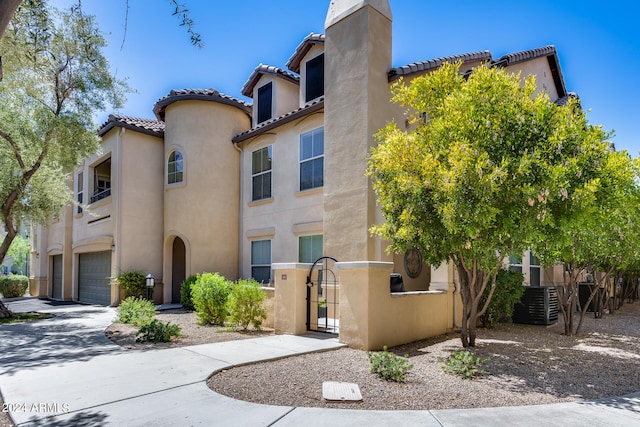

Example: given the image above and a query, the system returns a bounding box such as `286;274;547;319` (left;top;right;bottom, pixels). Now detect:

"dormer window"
305;54;324;102
257;82;273;124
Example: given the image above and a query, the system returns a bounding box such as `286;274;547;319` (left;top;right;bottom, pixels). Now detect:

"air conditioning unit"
512;286;558;325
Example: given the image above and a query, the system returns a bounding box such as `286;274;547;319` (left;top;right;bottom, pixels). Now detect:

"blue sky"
49;1;639;154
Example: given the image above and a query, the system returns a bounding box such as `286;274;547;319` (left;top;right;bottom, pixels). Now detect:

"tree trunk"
0;300;13;319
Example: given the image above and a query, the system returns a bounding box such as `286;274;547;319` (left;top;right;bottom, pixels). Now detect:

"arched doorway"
172;237;186;303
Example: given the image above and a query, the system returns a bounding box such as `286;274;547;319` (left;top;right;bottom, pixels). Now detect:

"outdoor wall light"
145;273;155;301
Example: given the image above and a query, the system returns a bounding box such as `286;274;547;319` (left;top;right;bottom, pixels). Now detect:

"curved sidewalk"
1;298;638;426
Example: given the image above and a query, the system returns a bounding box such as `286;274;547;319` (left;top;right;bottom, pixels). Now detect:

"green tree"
5;233;29;274
533;151;640;335
368;62;610;347
0;0;127;318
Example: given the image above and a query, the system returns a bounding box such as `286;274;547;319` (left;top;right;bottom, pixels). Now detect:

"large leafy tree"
0;0;127;318
368;62;610;347
533;151;640;335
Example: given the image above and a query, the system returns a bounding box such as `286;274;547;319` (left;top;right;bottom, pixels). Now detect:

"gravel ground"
105;309;274;350
208;302;640;411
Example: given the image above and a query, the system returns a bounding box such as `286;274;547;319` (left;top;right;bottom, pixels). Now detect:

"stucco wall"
239;113;324;279
324;3;393;263
163;100;250;300
506;56;560;101
118;130;164;286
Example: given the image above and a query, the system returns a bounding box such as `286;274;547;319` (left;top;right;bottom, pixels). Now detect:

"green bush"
0;275;29;298
480;268;525;328
136;319;181;343
117;297;156;327
192;272;232;325
116;270;147;299
180;274;198;310
227;279;267;330
367;346;413;382
440;349;489;380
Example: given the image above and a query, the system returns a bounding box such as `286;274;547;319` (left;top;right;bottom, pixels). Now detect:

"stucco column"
336;261;393;350
273;263;311;335
323;0;393;262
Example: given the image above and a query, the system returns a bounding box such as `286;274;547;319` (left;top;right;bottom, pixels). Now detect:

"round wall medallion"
404;248;422;278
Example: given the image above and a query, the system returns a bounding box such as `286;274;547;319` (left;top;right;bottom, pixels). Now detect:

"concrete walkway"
1;298;639;426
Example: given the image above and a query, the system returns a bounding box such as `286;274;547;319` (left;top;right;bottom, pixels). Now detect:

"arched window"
168;151;183;184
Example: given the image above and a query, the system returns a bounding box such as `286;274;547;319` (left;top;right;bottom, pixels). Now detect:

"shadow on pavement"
0;300;120;376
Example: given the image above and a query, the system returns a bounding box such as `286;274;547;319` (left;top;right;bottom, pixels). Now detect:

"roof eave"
233;100;324;144
153;92;253;121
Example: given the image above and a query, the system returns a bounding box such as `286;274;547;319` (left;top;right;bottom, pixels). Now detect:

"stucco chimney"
323;0;393;262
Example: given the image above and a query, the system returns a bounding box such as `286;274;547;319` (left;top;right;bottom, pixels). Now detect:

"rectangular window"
76;172;83;214
300;128;324;191
530;252;541;286
251;240;271;284
299;235;323;263
257;82;273;124
508;253;522;273
305;54;324;102
252;146;272;201
91;158;111;203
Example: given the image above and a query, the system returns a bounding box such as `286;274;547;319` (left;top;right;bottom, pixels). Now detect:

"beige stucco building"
31;0;569;320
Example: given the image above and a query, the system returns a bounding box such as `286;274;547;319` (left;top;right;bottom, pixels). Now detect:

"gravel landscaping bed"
208;302;639;410
105;308;274;350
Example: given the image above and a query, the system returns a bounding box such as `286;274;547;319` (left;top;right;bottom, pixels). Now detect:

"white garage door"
78;251;112;306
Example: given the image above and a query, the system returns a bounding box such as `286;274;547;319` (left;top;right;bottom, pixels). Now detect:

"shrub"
136;319;181;343
180;274;198;310
191;272;232;325
440;349;489;379
117;270;147;299
480;268;525;328
367;346;413;382
227;279;267;330
0;275;29;298
117;297;156;327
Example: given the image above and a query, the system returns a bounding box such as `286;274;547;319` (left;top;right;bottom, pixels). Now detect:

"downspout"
114;127;125;302
233;141;243;279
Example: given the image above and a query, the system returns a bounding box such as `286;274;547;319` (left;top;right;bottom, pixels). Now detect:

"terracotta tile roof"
241;64;300;97
492;45;557;67
98;114;165;137
388;50;493;81
153;88;252;121
286;33;325;73
233;98;324;144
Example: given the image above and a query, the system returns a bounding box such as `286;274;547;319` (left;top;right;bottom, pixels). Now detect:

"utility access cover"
322;381;363;402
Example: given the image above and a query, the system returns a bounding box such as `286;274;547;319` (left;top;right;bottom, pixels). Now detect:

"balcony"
90;188;111;203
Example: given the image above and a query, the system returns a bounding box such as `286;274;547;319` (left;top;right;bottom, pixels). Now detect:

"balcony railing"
90;188;111;203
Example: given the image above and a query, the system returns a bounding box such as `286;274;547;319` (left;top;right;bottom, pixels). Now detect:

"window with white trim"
508;253;522;273
76;172;83;214
168;150;183;184
252;146;272;201
251;240;271;284
299;127;323;191
530;252;541;286
299;235;323;263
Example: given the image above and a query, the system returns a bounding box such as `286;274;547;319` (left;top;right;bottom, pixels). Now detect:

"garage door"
78;251;112;306
52;255;63;299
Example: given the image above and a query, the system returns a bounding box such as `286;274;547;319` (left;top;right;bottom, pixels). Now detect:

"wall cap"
336;261;393;270
272;263;312;270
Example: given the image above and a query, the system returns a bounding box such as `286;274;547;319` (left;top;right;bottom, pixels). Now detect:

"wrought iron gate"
306;256;339;334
